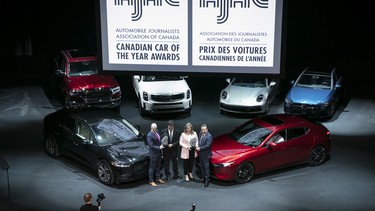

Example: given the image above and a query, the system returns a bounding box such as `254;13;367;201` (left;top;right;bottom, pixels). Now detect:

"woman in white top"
179;122;198;181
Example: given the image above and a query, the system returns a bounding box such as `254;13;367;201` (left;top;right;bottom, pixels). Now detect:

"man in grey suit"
196;124;213;188
147;123;166;187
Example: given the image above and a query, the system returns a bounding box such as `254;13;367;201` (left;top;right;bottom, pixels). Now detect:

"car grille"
151;93;185;102
81;88;113;104
220;103;262;112
289;103;320;112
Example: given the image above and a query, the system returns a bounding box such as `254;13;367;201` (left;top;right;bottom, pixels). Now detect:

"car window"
92;118;139;145
76;121;93;143
296;74;331;89
143;75;182;81
230;121;272;147
267;130;286;144
232;78;266;88
64;116;76;131
68;60;98;76
288;127;308;140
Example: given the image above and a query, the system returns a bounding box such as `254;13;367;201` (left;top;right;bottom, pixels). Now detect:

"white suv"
132;75;192;115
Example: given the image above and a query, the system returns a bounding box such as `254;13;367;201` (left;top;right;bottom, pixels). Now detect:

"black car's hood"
106;140;149;162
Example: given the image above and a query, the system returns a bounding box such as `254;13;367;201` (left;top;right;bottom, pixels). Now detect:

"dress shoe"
149;181;158;187
156;179;166;184
173;174;181;179
185;175;189;182
200;179;204;183
204;181;209;188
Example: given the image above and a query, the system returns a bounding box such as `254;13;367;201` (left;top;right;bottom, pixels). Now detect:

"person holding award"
147;123;166;187
179;122;198;182
196;124;213;188
160;120;181;181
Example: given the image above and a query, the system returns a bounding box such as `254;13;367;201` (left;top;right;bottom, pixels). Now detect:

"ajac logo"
114;0;180;21
200;0;269;24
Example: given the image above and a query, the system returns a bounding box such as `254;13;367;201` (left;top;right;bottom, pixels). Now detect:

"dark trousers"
182;149;196;175
163;148;179;177
149;154;162;182
199;155;210;182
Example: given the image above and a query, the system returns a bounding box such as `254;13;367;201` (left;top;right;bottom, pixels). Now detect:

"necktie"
200;134;205;144
169;130;173;142
154;132;160;141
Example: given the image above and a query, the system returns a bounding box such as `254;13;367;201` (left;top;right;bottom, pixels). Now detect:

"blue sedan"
284;66;347;118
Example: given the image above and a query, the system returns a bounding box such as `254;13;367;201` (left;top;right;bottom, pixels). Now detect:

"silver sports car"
219;77;279;114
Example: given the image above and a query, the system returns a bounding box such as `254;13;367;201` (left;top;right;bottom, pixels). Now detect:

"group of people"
79;121;212;210
147;120;213;188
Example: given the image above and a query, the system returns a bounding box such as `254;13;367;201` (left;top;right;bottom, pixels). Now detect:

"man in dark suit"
147;123;166;187
161;120;181;181
196;124;213;188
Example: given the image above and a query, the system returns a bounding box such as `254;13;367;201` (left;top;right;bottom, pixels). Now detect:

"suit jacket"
147;130;162;158
179;132;198;159
161;128;181;155
198;132;213;159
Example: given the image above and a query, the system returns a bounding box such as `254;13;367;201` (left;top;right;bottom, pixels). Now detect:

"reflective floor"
1;77;375;211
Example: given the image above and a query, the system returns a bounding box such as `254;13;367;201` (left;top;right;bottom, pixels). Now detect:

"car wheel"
328;102;335;117
137;97;145;116
234;162;254;183
97;160;114;185
45;134;60;157
265;99;271;113
308;146;326;166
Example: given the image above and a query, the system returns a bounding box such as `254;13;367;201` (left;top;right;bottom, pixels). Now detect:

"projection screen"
97;0;284;74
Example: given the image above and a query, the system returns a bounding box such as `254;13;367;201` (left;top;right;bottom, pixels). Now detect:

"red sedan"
210;114;331;183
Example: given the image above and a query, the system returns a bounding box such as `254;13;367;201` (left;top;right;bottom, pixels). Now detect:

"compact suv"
43;108;150;185
51;49;121;110
284;66;347;118
132;75;192;115
220;77;279;114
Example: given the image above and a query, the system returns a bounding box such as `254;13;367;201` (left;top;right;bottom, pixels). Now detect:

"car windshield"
296;73;331;89
232;78;266;88
143;75;183;81
69;60;98;76
91;118;140;145
229;121;272;147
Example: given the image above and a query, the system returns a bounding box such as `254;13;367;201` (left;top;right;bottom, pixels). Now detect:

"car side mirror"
267;142;277;149
133;75;140;82
226;78;231;84
270;81;276;86
290;80;295;85
335;84;341;88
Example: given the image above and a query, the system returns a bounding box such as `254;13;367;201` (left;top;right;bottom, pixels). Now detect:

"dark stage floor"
1;77;375;211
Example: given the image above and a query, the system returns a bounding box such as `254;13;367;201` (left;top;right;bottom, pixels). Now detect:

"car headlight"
319;102;330;109
111;86;121;94
111;160;132;168
142;91;148;101
284;98;292;104
213;161;235;168
221;91;228;99
187;89;191;99
256;94;264;102
68;89;84;96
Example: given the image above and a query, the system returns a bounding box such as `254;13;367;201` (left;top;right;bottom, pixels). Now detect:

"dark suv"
52;49;121;110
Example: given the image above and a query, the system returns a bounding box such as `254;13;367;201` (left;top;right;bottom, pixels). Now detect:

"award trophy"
161;134;169;147
190;137;197;149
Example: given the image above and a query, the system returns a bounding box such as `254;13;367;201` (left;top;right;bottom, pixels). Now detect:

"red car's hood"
67;75;118;90
211;134;253;159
